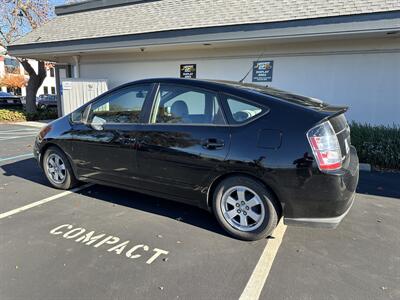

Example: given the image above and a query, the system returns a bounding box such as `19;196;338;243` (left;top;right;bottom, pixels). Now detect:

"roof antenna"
239;51;266;83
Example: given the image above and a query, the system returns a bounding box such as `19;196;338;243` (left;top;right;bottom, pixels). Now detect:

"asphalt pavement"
0;123;399;300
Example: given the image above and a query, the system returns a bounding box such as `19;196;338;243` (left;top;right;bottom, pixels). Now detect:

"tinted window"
153;84;225;125
226;97;262;123
88;84;151;124
71;106;85;123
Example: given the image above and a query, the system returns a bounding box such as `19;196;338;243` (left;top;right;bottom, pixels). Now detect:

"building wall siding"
78;41;400;125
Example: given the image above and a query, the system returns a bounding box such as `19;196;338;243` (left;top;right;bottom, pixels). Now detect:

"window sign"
180;64;197;79
252;61;273;82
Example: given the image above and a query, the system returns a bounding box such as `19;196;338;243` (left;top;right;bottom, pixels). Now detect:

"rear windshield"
214;80;325;108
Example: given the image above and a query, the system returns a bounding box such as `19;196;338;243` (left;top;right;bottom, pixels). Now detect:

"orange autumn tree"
0;73;27;94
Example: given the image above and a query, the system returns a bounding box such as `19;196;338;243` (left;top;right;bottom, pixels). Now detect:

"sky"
51;0;69;7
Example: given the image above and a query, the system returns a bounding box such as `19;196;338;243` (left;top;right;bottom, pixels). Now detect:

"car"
36;94;57;109
33;78;359;241
0;91;23;108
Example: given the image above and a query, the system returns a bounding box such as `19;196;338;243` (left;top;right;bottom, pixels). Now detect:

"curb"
4;120;52;128
359;163;372;172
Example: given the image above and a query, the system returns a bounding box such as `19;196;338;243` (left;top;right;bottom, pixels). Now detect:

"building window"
51;87;56;94
49;68;55;77
43;86;49;95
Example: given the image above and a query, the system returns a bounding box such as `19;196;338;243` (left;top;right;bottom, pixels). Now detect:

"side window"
88;84;151;125
153;84;225;125
226;96;263;123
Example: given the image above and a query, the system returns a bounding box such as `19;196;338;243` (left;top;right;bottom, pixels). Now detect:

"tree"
0;73;27;93
0;1;53;113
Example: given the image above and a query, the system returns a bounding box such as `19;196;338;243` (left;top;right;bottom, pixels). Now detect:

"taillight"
307;121;342;171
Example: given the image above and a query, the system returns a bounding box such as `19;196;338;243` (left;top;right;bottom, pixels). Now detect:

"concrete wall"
77;38;400;125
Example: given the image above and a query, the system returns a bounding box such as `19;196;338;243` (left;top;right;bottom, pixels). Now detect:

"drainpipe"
73;55;80;78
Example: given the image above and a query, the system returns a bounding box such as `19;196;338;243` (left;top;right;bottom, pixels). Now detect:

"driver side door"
69;83;154;187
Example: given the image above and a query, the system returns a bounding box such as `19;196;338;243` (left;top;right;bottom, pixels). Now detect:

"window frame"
219;93;270;126
82;83;156;126
147;83;228;127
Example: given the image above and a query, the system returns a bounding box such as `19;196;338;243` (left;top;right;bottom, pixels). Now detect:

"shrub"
0;108;58;122
350;122;400;170
0;109;27;122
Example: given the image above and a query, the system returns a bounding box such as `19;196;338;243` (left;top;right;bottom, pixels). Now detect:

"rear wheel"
213;176;279;241
43;147;78;190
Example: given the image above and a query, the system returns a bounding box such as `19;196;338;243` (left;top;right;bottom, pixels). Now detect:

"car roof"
0;91;13;97
133;78;326;109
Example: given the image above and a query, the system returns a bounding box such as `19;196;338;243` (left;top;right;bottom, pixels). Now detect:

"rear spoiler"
318;105;348;123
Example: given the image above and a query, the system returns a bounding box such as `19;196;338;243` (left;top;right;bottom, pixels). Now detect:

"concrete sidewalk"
1;120;52;128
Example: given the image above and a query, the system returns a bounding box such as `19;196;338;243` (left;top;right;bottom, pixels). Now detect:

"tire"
213;176;279;241
42;146;79;190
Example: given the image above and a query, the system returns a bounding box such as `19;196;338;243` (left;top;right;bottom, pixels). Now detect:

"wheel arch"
40;142;79;179
206;172;283;217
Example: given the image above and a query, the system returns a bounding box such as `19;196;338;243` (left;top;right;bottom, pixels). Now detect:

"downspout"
73;55;80;78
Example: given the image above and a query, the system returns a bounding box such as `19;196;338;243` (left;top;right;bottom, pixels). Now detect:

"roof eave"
8;12;400;59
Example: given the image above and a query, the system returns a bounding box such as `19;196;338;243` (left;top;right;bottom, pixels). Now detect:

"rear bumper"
284;193;355;228
281;146;359;228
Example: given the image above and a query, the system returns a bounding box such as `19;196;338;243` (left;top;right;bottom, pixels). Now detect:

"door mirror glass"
87;84;151;125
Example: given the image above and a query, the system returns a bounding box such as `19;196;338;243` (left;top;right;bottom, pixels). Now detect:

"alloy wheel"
46;153;67;184
220;186;265;232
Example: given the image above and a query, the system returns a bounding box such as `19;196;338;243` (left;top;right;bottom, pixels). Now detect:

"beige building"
8;0;400;125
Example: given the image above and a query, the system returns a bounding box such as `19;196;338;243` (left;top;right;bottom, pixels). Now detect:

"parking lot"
0;123;399;300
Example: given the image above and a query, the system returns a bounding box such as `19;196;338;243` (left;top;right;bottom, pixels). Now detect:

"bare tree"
0;0;53;113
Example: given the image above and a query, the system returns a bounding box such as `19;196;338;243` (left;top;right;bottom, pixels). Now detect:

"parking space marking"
0;134;37;141
239;221;287;300
0;153;34;162
0;183;93;220
49;224;169;264
0;129;38;133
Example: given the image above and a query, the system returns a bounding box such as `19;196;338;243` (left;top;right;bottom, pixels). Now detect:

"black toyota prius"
34;78;359;240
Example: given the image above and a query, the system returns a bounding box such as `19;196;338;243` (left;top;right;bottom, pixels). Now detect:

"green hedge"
0;108;58;122
350;122;400;170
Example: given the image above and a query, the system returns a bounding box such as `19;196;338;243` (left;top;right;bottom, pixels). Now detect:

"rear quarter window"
223;95;266;124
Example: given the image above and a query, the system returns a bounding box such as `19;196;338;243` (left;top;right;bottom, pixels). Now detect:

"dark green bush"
350;122;400;170
26;108;58;121
0;108;58;122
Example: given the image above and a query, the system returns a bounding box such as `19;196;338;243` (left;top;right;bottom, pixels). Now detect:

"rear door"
134;83;231;203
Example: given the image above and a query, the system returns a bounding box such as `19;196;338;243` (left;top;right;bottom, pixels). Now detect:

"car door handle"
201;138;224;150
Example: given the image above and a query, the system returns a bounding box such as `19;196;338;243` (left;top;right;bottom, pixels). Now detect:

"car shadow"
1;157;50;186
78;184;229;238
357;171;400;199
0;158;229;238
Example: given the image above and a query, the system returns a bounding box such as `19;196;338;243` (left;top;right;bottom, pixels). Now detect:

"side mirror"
90;115;106;131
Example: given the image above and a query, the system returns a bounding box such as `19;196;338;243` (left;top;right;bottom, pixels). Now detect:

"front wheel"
213;176;279;241
43;147;79;190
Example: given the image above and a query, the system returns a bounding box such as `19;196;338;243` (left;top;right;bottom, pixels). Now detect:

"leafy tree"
0;73;27;93
0;0;53;113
